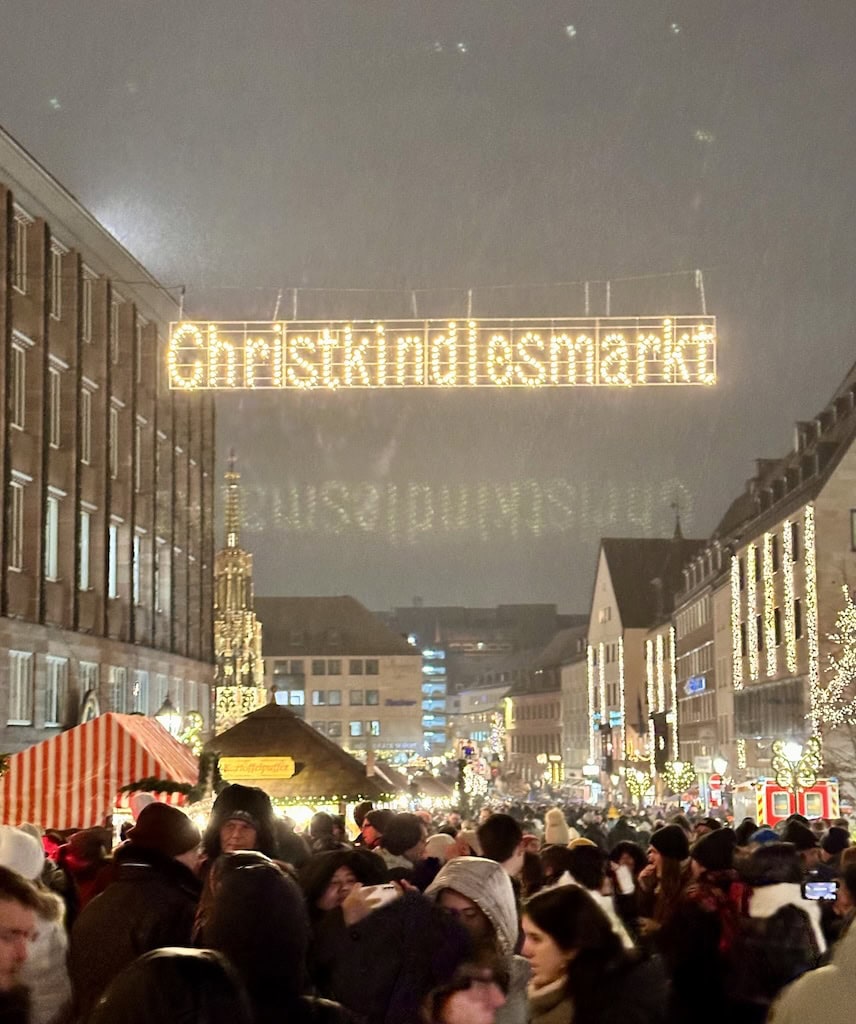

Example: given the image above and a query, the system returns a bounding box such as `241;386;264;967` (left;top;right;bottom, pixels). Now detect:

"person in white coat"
0;826;72;1024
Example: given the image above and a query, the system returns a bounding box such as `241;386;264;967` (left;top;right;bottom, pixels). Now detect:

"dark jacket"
68;843;201;1021
0;987;29;1024
310;891;470;1024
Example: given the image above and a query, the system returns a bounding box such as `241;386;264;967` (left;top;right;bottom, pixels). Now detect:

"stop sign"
709;774;723;791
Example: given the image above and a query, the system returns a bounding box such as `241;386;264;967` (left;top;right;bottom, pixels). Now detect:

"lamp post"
155;695;183;738
771;736;822;814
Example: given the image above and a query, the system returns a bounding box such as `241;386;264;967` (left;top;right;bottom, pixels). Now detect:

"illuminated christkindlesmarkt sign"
168;316;717;390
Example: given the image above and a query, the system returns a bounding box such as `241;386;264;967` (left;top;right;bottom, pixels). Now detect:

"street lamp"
155;696;183;738
712;756;728;777
771;736;822;812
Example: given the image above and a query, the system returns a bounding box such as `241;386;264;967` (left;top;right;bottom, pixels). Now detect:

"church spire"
224;449;241;548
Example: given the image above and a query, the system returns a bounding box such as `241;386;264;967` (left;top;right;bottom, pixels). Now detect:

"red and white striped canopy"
0;713;199;829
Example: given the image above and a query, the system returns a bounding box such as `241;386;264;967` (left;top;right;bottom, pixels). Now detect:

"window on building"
756;615;764;651
771;535;780;572
109;406;119;479
110;297;121;364
311;721;326;734
311;660;326;676
79;661;99;698
132;670;149;713
794;598;803;639
367;720;381;736
739;557;745;591
740;623;747;658
349;721;364;737
350;689;364;706
8;652;33;725
754;547;761;580
45;657;69;727
134;421;143;493
50;244;64;320
9;482;24;571
12;213;28;294
154;541;166;613
109;667;128;713
328;690;341;706
366;689;380;706
135;317;145;384
290;660;305;675
287;690;304;706
312;690;326;706
80;388;92;465
108;523;119;599
791;521;800;561
82;272;94;343
365;659;379;675
349;659;363;675
327;721;342;738
851;509;856;552
133;533;143;605
79;508;91;590
48;367;61;449
45;495;60;581
774;607;782;646
10;343;25;429
327;659;342;675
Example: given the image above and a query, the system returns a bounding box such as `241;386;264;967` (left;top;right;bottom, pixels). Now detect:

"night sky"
2;2;855;612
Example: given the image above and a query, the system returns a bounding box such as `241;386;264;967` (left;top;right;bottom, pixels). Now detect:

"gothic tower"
213;452;266;732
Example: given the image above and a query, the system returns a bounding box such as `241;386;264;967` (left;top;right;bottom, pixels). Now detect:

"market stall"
0;713;199;829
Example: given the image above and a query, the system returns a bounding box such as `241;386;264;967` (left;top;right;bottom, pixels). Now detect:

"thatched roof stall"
207;703;395;804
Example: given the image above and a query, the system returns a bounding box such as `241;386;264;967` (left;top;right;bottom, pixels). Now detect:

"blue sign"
685;676;706;696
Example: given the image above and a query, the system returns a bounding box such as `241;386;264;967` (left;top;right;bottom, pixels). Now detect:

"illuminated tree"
815;586;856;728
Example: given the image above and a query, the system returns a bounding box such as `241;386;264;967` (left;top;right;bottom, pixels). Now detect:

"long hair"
654;856;687;924
524;886;627;1024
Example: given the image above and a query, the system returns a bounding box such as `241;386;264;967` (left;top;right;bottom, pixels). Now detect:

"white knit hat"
0;825;45;881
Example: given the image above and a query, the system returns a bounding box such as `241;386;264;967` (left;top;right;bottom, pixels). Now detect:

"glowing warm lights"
804;504;821;734
782;521;799;674
645;639;657;775
747;543;759;681
736;738;747;770
815;586;856;727
598;641;607;726
669;626;679;759
763;533;778;678
587;644;597;762
655;633;665;712
731;555;743;691
618;636;626;759
168;316;718;390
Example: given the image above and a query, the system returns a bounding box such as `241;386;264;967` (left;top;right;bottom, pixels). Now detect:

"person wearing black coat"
68;804;202;1022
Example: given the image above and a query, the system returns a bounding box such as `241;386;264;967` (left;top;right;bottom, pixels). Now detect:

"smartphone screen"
802;880;839;901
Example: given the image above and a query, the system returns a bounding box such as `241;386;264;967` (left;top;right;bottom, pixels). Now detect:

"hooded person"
202;784;279;863
85;948;254;1024
425;856;530;1024
0;826;71;1024
56;827;114;925
69;803;203;1021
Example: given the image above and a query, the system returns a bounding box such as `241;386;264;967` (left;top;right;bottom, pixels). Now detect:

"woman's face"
521;915;573;989
438;889;494;946
647;847;663;877
317;866;359;911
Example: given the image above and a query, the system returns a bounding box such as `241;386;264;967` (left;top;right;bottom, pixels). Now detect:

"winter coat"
310;890;470;1024
768;920;856;1024
20;894;72;1024
68;843;201;1021
0;987;29;1024
425;857;529;1024
725;882;824;1024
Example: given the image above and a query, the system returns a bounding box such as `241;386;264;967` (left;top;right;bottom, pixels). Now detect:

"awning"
0;714;199;829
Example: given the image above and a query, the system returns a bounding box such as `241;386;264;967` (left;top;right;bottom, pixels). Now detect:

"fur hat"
127;803;200;858
781;820;819;850
544;808;571;847
649;824;690;861
821;826;851;856
691;827;735;872
0;826;45;881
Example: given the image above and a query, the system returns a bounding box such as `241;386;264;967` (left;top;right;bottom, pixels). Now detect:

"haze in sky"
2;1;854;611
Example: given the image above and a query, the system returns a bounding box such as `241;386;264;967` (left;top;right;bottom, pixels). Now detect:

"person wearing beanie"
749;827;780;847
543;808;570;848
690;828;736;875
203;784;279;863
820;826;851;879
637;825;690;942
0;829;72;1024
781;820;822;874
69;803;203;1020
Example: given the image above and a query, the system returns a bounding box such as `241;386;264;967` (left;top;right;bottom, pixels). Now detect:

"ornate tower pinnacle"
213;452;266;732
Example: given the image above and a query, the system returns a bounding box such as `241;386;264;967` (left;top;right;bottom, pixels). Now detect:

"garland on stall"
0;754;9;778
118;751;223;804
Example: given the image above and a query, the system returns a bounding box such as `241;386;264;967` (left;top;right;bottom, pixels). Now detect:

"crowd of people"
0;788;853;1023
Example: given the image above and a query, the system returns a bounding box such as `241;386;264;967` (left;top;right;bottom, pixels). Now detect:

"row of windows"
9;487;167;608
739;601;804;655
7;653;202;727
510;733;561;755
309;689;380;707
511;701;560;721
272;658;380;677
12;214;148;381
738;525;799;589
676;641;714;681
310;720;381;738
675;594;711;640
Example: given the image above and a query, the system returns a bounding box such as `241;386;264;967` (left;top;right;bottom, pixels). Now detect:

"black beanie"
692;827;735;872
649;824;690;861
822;826;850;856
127;803;200;857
